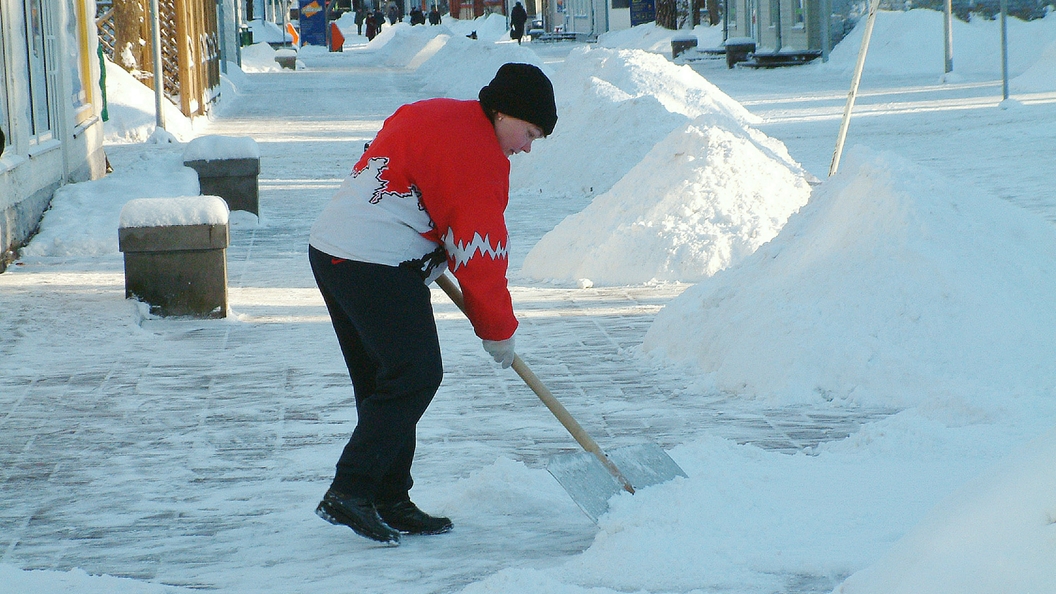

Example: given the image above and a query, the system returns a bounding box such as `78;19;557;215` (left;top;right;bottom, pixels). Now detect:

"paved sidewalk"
0;53;895;593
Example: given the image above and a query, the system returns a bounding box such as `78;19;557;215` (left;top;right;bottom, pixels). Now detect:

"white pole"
943;0;953;74
150;0;166;129
828;0;881;177
1000;0;1009;100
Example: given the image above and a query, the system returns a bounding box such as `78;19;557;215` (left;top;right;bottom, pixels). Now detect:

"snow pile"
512;46;763;200
644;146;1056;412
442;12;515;42
373;23;457;67
597;21;725;53
102;59;197;143
239;42;284;73
416;32;544;99
119;196;229;228
364;12;513;62
1012;38;1056;92
836;423;1056;594
247;18;294;45
518;47;810;285
20;150;199;257
823;9;1056;78
457;410;1037;594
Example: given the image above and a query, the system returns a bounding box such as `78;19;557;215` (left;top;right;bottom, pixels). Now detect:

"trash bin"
671;34;698;60
240;25;253;46
725;37;756;68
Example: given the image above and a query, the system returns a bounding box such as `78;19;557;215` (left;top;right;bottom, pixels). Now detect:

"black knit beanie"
478;63;558;137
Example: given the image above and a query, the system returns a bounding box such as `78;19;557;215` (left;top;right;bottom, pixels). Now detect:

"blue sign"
630;0;655;26
299;0;328;46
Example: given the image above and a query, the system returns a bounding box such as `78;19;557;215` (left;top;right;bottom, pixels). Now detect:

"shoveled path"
0;45;901;594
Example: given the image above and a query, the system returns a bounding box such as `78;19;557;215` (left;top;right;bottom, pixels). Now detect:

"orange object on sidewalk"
285;21;300;46
329;22;345;52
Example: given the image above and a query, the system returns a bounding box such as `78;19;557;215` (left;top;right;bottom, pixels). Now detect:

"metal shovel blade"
546;442;687;523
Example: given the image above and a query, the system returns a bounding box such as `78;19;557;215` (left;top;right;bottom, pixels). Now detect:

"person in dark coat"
428;4;441;24
510;1;527;44
410;6;425;24
387;3;399;24
373;8;385;33
365;12;378;39
355;5;366;35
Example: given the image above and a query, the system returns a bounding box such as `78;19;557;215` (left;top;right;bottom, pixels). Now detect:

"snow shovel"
435;274;687;522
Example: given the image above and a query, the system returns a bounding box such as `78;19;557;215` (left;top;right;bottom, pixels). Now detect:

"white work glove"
482;336;516;369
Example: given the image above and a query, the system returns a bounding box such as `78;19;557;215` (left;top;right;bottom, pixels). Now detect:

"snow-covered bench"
182;135;261;216
118;196;230;318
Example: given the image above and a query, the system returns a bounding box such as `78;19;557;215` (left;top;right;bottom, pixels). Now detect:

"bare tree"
656;0;677;28
706;0;720;25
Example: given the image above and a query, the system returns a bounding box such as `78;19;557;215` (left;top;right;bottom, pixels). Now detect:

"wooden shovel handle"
434;274;634;494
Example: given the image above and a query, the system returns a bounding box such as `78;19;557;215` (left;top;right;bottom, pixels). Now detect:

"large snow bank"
823;9;1056;78
597;21;725;54
20;150;199;257
239;42;284;73
644;146;1056;413
1012;38;1056;92
518;47;810;285
416;32;543;98
102;59;197;143
836;423;1056;594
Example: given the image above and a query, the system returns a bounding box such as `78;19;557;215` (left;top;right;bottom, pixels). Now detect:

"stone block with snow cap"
182;135;261;216
118;196;230;318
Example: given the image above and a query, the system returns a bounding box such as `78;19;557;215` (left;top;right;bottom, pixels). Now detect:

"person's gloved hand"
482;336;516;369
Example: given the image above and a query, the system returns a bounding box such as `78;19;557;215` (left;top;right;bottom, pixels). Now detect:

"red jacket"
309;98;517;341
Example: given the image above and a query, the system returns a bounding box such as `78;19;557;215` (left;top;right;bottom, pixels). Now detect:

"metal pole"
1000;0;1009;100
943;0;952;74
827;0;878;175
150;0;166;129
821;0;830;62
829;0;880;177
218;0;229;74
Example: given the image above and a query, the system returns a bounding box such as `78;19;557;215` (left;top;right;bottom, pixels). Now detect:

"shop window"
0;10;9;153
23;0;53;141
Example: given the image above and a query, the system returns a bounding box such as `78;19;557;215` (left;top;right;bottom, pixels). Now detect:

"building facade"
1;0;107;271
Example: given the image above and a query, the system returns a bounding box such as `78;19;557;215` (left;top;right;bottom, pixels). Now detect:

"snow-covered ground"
3;9;1056;594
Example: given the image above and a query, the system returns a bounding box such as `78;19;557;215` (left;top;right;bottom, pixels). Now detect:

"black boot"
316;489;401;545
375;500;453;535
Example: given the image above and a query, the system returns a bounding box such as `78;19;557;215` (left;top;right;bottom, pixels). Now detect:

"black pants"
309;246;443;502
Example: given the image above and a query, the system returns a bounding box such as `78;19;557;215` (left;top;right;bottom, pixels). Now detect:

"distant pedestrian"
308;63;559;545
355;5;366;34
365;12;378;39
510;1;527;44
428;4;441;24
387;3;398;24
373;8;385;33
410;6;425;24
